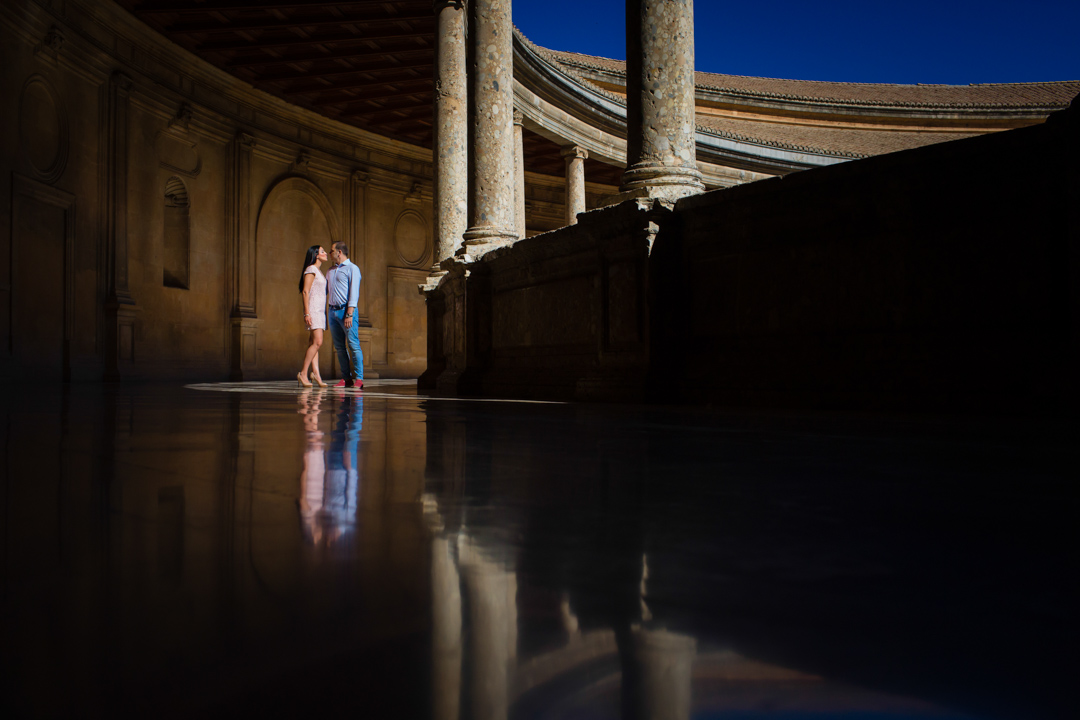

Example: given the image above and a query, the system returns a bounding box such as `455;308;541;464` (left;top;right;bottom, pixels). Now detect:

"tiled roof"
694;115;981;158
540;48;1080;111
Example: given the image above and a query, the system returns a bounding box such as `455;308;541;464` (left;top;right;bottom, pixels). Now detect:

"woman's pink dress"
304;265;327;330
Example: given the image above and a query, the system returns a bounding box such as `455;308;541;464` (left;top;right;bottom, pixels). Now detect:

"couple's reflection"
298;389;362;546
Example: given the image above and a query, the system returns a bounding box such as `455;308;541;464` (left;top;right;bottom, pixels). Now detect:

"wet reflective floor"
0;381;1074;719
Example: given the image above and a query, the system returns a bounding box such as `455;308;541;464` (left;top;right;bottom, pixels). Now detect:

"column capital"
561;145;588;161
111;70;133;92
513;109;524;126
235;131;256;150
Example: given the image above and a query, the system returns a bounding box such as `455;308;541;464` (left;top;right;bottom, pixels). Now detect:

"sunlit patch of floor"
184;380;568;404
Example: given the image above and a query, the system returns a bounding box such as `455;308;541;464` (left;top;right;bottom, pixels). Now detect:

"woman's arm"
301;272;315;322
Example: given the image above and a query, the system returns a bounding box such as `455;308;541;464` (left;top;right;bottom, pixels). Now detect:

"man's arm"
347;264;361;311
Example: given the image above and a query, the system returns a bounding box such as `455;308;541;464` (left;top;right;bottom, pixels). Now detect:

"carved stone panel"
155;131;201;177
18;75;68;185
393;209;430;269
386;267;429;375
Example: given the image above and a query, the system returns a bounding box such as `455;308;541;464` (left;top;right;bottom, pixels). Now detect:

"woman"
297;245;329;387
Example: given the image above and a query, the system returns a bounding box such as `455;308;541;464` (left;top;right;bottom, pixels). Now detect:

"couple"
297;242;364;389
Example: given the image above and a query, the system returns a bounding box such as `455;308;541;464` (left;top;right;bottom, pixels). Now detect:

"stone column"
461;0;517;255
103;71;137;380
561;145;588;225
432;534;463;720
513;110;526;239
433;0;468;270
621;0;704;201
460;538;517;720
624;628;697;720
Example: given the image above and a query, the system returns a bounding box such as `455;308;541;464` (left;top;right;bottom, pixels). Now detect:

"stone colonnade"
428;0;702;271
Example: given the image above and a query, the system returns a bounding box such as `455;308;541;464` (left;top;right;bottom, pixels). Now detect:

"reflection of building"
1;1;1075;404
424;499;973;720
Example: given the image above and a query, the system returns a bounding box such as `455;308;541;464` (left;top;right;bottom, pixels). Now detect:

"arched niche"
163;176;190;289
255;176;341;375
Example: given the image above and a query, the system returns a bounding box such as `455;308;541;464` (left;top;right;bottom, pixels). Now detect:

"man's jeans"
328;307;363;381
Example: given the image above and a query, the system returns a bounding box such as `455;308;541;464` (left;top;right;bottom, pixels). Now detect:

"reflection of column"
227;131;258;380
433;0;468;270
460;539;517;720
561;145;588;225
104;71;137;379
461;0;517;254
621;0;704;201
513;110;526;239
625;628;696;720
432;534;463;720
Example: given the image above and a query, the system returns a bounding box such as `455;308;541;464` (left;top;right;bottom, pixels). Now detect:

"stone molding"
513;32;810;180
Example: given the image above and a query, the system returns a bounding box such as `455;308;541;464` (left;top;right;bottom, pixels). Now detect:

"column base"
620;164;705;203
228;316;259;381
104;298;139;381
419;268;449;294
460;226;517;258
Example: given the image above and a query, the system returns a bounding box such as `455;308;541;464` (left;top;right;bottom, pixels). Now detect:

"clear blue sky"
514;1;1080;85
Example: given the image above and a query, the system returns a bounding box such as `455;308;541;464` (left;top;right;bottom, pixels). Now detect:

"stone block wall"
424;199;663;400
662;102;1078;412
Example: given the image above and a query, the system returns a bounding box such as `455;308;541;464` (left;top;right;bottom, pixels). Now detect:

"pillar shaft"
622;0;704;201
624;628;696;720
433;1;468;267
431;535;463;720
461;0;517;251
561;145;588;225
513;110;526;239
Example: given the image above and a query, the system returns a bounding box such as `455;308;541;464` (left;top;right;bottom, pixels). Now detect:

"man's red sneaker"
334;379;349;387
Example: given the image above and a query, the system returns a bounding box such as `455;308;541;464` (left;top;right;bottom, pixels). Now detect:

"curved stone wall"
0;0;434;380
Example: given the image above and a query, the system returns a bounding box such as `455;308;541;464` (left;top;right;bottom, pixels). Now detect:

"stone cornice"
548;50;1079;116
513;28;847;176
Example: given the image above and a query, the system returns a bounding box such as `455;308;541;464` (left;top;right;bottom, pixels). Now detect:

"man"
325;242;364;389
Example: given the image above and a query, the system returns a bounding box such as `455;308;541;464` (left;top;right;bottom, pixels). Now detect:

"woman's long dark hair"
298;245;321;292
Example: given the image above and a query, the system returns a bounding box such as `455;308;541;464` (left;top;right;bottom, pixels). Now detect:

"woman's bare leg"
300;329;322;378
308;330;325;383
